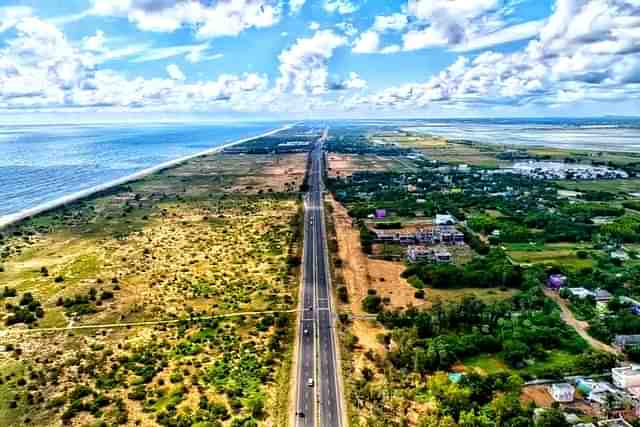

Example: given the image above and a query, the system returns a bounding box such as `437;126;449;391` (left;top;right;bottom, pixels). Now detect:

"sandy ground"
327;154;411;178
521;385;555;407
329;196;427;316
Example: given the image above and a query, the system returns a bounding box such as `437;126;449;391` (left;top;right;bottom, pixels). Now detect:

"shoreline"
0;124;292;230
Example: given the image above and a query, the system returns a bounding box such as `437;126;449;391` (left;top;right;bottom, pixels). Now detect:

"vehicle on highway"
308;378;314;387
303;328;309;336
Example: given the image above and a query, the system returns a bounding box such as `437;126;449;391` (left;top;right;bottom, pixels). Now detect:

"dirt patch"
329;196;428;315
521;385;555;407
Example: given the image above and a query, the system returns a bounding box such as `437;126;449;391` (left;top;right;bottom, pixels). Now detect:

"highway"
295;129;343;427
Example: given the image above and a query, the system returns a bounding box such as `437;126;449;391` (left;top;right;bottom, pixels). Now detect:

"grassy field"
505;242;596;269
463;351;580;377
0;150;306;426
379;135;506;168
555;179;640;194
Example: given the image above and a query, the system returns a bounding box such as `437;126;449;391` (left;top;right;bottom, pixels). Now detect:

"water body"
0;122;281;219
402;117;640;153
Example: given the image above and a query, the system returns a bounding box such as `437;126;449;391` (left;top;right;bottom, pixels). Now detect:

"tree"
362;295;382;313
502;340;528;368
534;408;569;427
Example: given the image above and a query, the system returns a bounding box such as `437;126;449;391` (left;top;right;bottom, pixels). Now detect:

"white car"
308;378;314;387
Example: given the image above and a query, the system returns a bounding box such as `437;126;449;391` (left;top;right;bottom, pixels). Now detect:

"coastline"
0;124;292;230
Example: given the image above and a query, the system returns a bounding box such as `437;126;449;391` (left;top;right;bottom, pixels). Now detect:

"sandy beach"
0;124;292;229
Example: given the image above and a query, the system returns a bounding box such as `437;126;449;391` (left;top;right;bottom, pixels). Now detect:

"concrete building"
612;366;640;389
549;383;575;403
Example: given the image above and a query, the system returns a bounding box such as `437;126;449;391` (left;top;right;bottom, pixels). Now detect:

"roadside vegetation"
0;128;315;426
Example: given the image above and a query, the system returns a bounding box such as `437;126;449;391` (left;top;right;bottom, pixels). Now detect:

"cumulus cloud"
368;0;640;109
0;16;268;112
166;64;185;81
330;72;367;90
82;30;106;52
352;30;400;54
323;0;359;15
0;6;32;32
90;0;281;38
276;30;347;95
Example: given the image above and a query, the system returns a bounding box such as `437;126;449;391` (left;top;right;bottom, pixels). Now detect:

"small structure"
594;289;613;303
435;251;452;263
612;366;640;389
547;274;567;290
549;383;575;403
375;209;386;219
435;214;456;226
407;246;433;263
567;287;595;299
598;419;632;427
613;335;640;351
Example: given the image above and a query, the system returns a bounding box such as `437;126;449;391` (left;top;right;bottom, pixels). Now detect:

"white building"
549;383;575;403
435;214;456;226
612;366;640;389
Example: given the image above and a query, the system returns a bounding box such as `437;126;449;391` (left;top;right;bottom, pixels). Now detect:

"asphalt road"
295;129;343;427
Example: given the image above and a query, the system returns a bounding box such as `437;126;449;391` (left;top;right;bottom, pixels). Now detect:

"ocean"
0;122;281;220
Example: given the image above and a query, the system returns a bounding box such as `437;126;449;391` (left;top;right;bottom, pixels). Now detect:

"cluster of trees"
375;289;614;377
402;250;524;289
601;216;640;243
5;292;44;325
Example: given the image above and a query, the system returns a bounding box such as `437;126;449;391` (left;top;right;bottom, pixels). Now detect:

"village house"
549;383;575;403
614;335;640;351
613;366;640;390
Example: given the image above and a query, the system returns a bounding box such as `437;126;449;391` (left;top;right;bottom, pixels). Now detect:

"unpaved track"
544;289;620;355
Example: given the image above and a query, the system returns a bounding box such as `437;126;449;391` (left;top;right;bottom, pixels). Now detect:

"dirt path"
1;308;301;335
544;289;620;355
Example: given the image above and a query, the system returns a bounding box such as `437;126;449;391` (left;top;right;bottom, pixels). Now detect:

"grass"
505;242;596;269
555;179;640;194
463;351;580;377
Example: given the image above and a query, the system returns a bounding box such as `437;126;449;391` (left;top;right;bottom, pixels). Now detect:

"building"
549;383;575;403
612;366;640;389
407;246;433;263
435;251;452;263
547;274;567;290
615;335;640;351
598;419;632;427
594;289;613;303
567;287;595;299
435;214;456;226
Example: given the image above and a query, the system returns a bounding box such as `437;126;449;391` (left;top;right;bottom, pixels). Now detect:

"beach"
0;124;291;229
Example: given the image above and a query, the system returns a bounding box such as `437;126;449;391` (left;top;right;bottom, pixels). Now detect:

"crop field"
0;150;306;426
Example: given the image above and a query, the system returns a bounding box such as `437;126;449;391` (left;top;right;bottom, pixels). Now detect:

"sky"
0;0;639;122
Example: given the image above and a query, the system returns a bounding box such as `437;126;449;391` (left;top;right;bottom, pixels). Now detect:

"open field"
555;179;640;194
504;242;597;269
375;134;507;168
327;153;415;178
0;150;306;426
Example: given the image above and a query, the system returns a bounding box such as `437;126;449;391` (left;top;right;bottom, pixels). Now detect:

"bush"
337;286;348;303
362;295;382;313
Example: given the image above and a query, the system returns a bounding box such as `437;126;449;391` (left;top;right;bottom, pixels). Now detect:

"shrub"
337;286;348;303
362;295;382;313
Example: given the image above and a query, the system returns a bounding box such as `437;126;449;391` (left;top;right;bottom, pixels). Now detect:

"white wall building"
549;383;575;403
612;366;640;389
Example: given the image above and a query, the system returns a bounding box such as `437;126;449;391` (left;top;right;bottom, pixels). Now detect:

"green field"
555;179;640;194
505;242;596;269
463;351;580;377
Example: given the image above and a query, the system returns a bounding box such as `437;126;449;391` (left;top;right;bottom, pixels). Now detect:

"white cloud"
453;19;546;52
373;14;409;32
335;21;358;37
276;30;347;95
90;0;282;38
0;16;269;112
323;0;359;15
370;0;640;109
166;64;186;81
309;21;320;30
341;72;367;90
131;43;208;63
352;30;401;54
0;6;32;32
82;30;106;52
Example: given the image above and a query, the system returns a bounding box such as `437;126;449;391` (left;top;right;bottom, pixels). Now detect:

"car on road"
307;378;314;387
303;328;309;336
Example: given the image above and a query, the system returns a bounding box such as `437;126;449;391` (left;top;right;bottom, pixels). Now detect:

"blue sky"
0;0;639;121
